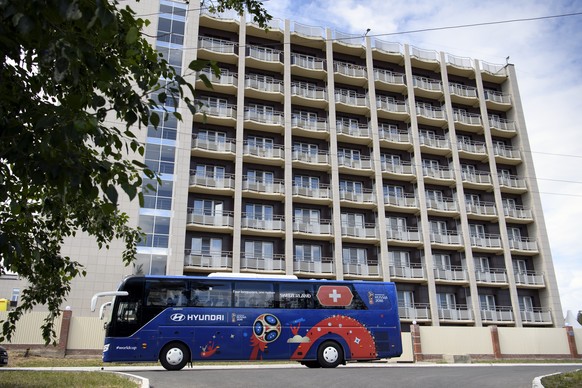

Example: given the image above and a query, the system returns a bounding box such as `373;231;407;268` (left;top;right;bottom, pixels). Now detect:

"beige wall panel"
0;312;62;345
67;317;106;350
391;332;413;362
419;327;493;355
574;328;582;354
498;327;568;355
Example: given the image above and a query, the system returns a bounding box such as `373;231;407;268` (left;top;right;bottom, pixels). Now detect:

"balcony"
341;224;378;241
433;265;469;283
381;160;415;181
189;172;235;195
422;166;455;185
191;135;236;160
470;234;503;253
514;270;545;287
374;69;406;93
521;308;553;325
200;7;240;30
415;104;446;126
294;258;335;277
339;189;376;208
246;45;283;72
412;75;443;99
481;307;514;323
484;89;512;112
290;53;326;79
336;121;372;144
335;89;369;115
292;184;332;204
489;116;517;138
197;37;238;64
334;61;367;87
243;143;285;166
378;126;412;151
242;177;285;199
186;210;234;233
462;171;493;190
426;197;459;217
453;110;483;132
292;220;333;239
376;96;409;121
498;175;527;194
503;206;533;223
291;82;328;109
429;231;463;249
475;268;508;285
245;75;283;101
292;149;331;171
372;39;404;63
493;144;521;165
457;139;487;160
419;133;451;156
291;21;325;41
390;263;426;282
196;68;237;94
386;227;423;247
241;215;285;235
241;254;285;272
291;114;329;139
509;238;539;255
195;99;237;125
446;54;474;77
438;305;473;322
384;193;419;213
410;46;440;71
481;61;508;83
449;83;478;105
243;108;284;133
465;201;497;221
343;262;381;278
184;250;232;271
338;155;374;174
333;30;365;56
399;304;431;321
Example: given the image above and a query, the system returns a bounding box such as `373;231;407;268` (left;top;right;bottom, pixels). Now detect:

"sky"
262;0;582;318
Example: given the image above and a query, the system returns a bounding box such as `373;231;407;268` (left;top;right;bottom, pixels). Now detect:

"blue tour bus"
91;273;402;370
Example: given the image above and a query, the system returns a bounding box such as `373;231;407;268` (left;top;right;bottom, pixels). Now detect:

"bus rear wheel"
317;341;343;368
160;342;190;371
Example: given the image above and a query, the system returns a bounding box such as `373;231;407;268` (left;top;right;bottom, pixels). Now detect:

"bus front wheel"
317;341;343;368
160;342;190;371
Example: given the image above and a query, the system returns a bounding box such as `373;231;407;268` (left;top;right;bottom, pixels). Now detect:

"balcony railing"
247;45;282;63
503;206;533;220
243;143;285;160
291;114;329;133
374;69;406;86
244;108;284;126
466;201;497;217
419;134;450;149
438;305;473;321
386;227;422;243
489;116;516;132
291;22;325;39
458;140;487;155
292;184;332;200
462;171;492;185
453;111;482;126
291;82;327;100
335;89;368;107
429;231;463;245
433;265;468;282
484;89;511;104
399;304;431;320
379;126;411;144
343;262;380;277
376;97;408;114
494;145;521;159
341;224;378;239
334;61;366;78
385;193;418;209
449;83;477;98
290;53;325;71
475;268;508;284
521;308;552;324
198;36;237;54
509;238;538;252
423;166;455;180
498;175;527;190
470;234;502;249
390;263;425;279
338;155;373;170
381;160;414;175
416;104;446;120
184;250;232;269
410;46;438;62
293;258;335;275
339;189;376;204
412;76;443;92
191;135;236;154
245;76;283;93
292;149;330;165
198;68;237;87
336;122;371;138
514;270;545;286
186;210;234;228
242;177;285;195
426;197;458;212
241;215;285;232
197;99;237;119
189;173;235;190
241;254;285;271
481;307;514;322
292;220;333;235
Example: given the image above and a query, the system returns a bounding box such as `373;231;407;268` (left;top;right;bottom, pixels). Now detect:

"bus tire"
317;341;343;368
160;342;190;371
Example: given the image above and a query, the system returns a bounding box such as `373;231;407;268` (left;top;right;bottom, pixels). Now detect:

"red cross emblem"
316;285;353;307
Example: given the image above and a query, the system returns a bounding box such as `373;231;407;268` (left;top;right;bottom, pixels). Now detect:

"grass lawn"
0;371;139;388
541;369;582;388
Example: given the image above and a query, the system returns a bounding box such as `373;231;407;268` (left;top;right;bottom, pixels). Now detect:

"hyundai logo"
170;313;186;322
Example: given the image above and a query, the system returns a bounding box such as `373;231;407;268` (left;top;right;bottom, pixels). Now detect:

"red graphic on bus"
316;285;353;307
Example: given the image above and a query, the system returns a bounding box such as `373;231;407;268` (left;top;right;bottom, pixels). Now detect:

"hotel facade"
0;0;564;330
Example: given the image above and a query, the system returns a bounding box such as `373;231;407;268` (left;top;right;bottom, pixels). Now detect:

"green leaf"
126;26;139;44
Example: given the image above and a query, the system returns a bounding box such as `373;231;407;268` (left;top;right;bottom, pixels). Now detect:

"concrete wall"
1;312;580;362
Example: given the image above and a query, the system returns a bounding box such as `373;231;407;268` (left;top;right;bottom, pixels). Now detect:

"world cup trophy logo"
250;313;281;359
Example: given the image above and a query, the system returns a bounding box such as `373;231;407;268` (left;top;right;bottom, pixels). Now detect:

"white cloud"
267;0;582;316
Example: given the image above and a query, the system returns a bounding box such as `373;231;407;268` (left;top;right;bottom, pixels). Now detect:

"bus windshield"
93;275;402;370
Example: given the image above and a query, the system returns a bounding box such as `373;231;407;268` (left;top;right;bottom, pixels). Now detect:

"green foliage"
0;0;270;344
578;311;582;326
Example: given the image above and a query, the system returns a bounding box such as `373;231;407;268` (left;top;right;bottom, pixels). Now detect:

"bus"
91;274;402;370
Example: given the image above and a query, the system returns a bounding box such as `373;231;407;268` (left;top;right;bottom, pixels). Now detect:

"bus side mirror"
99;301;112;320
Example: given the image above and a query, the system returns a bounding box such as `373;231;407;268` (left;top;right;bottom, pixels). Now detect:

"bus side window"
278;283;314;309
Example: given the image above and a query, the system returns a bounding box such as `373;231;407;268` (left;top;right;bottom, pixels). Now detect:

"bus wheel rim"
166;348;184;365
323;347;338;363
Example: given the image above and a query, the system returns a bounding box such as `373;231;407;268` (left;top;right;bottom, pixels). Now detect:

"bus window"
145;279;189;307
278;283;314;309
191;280;232;307
234;281;275;308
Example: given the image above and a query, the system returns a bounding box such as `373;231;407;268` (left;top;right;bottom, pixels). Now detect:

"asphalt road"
125;363;582;388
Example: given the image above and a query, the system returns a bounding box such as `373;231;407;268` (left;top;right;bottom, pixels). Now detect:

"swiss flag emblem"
317;285;353;307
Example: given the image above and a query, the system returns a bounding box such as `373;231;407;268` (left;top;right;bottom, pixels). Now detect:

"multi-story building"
0;0;564;330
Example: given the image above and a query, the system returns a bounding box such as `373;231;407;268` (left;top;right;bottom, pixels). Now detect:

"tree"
0;0;270;343
578;311;582;326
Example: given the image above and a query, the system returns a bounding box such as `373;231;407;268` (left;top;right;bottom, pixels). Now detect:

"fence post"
57;308;73;357
565;326;579;359
489;325;502;359
411;323;423;362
